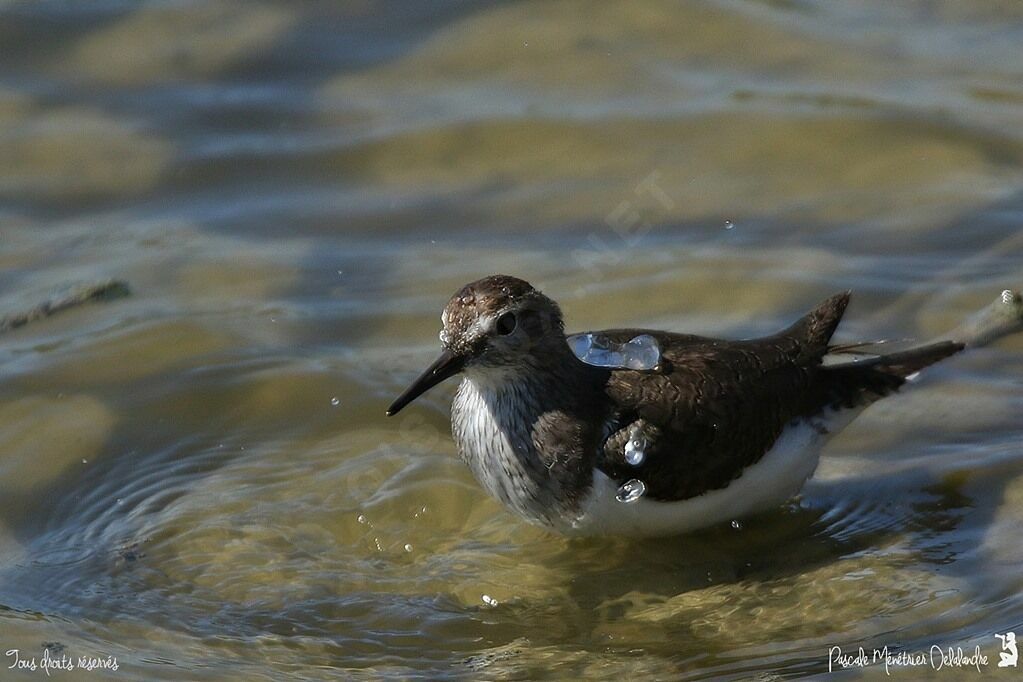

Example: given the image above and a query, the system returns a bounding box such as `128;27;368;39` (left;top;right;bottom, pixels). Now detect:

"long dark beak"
386;349;466;416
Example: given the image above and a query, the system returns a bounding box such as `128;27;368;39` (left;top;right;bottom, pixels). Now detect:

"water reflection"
1;0;1022;679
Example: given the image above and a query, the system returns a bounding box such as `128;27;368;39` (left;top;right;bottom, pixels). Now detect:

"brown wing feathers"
820;340;964;409
598;292;963;501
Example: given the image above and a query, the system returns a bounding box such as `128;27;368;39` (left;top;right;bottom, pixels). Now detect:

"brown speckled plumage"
389;275;965;530
594;292;962;500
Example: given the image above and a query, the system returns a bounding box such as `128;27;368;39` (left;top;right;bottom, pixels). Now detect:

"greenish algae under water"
1;1;1023;679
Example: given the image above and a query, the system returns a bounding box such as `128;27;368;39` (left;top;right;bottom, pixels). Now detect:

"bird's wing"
592;292;963;502
593;292;853;501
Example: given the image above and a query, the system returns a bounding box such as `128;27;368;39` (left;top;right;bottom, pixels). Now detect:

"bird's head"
386;275;566;415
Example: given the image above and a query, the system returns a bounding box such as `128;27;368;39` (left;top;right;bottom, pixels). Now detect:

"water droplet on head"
616;478;646;503
330;397;340;406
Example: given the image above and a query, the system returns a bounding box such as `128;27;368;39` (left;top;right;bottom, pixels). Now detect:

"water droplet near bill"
616;478;646;503
567;333;661;370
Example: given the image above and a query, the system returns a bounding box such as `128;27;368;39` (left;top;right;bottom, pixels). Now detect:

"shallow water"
1;1;1022;679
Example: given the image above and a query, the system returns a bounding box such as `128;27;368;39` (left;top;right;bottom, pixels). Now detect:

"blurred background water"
1;1;1022;679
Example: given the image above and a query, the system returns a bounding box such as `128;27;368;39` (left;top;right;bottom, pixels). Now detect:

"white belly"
556;415;851;537
455;370;865;537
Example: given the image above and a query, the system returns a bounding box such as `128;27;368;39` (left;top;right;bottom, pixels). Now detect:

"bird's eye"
495;312;517;336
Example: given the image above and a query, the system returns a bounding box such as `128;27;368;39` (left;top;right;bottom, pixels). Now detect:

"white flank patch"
558;410;860;537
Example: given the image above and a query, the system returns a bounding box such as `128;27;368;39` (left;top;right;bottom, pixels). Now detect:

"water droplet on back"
567;333;661;371
616;478;646;503
623;334;660;370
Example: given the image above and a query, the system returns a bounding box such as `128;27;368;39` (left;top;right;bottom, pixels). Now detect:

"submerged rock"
948;289;1023;348
0;278;130;333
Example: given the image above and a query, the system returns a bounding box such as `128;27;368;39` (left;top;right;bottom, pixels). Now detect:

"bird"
386;275;965;537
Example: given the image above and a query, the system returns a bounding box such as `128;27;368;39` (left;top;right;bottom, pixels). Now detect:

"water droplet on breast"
616;478;646;503
567;333;661;371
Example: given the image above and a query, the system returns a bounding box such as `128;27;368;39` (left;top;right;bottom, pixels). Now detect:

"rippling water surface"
2;1;1022;679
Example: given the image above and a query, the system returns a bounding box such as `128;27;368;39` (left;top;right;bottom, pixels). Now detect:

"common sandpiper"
386;275;981;537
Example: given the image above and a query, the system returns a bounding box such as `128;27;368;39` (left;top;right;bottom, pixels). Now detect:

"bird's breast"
451;375;590;529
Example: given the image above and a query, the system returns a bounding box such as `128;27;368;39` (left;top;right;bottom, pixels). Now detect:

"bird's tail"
783;291;852;356
821;340;965;409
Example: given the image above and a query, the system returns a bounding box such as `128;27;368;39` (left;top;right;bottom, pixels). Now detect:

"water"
616;479;648;504
624;423;649;466
1;1;1022;679
568;333;662;370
